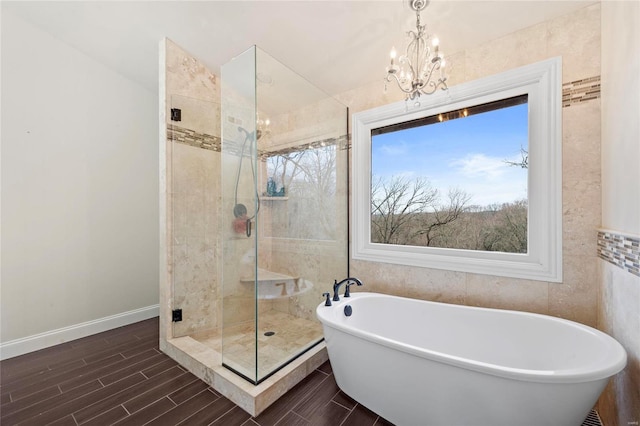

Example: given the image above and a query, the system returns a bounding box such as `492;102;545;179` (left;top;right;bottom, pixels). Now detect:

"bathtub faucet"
344;278;363;298
333;277;363;301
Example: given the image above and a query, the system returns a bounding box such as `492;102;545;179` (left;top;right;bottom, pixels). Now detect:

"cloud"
443;153;528;206
457;180;528;206
450;153;510;180
378;141;408;156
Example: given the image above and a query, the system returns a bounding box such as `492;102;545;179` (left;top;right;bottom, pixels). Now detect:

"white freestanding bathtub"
316;292;626;426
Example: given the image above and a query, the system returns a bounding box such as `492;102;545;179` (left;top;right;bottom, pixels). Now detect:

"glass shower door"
221;46;259;382
169;94;221;341
221;46;348;384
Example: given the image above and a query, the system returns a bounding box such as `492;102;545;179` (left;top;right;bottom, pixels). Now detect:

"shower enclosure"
167;44;348;387
220;46;348;383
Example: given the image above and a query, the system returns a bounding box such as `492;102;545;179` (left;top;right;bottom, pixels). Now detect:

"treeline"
371;176;527;253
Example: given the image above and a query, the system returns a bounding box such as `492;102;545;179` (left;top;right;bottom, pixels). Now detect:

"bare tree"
488;199;528;253
459;200;527;253
371;176;438;244
411;188;472;247
370;175;527;253
371;176;471;246
504;146;529;169
267;146;338;239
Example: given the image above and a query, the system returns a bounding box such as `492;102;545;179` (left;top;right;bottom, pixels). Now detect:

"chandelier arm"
419;83;438;96
385;73;416;94
416;61;439;90
419;46;433;79
404;33;419;81
414;37;423;85
419;78;447;96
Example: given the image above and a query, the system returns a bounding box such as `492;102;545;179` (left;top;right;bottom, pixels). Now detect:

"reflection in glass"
264;145;337;240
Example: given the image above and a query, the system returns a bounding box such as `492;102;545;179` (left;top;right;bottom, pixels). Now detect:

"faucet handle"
322;292;332;306
344;278;363;297
344;283;352;297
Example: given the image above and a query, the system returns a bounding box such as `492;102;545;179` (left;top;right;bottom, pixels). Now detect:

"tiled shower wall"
163;39;222;339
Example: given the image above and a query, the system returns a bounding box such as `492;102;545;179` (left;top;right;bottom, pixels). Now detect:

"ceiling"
3;1;596;97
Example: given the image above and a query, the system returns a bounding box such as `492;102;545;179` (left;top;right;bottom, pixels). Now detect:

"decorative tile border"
259;134;350;161
167;124;220;151
168;124;349;158
563;76;600;108
169;73;599;149
598;230;640;277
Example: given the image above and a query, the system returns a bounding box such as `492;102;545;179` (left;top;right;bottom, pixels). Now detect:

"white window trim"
352;57;562;282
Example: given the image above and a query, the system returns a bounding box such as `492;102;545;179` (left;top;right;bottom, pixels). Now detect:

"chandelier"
385;0;448;100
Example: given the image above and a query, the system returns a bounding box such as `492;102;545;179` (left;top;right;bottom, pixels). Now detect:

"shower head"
238;126;261;140
238;126;253;138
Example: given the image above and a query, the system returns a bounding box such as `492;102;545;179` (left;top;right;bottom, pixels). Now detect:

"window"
352;58;562;282
371;95;529;253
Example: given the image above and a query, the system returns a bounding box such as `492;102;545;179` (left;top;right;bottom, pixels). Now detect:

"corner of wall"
597;1;640;424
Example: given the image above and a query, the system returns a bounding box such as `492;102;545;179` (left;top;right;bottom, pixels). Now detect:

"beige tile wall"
336;3;603;327
163;39;222;338
599;259;640;425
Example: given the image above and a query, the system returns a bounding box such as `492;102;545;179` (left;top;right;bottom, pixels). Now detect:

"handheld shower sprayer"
233;126;260;237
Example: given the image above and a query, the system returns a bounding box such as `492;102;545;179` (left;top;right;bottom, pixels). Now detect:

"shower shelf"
259;196;289;201
240;268;312;299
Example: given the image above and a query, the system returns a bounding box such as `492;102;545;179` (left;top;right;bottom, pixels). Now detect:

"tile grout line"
173;388;221;426
64;374;148;425
259;368;330;426
198;396;236;426
337;400;357;426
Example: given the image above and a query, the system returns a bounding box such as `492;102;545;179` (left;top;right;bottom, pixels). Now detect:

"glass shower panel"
253;48;348;383
221;47;259;382
221;46;348;384
169;94;221;340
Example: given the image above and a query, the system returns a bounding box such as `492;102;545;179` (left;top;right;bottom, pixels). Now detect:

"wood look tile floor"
0;318;392;426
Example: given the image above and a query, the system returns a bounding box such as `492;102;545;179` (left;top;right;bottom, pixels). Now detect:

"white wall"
1;11;159;350
601;1;640;235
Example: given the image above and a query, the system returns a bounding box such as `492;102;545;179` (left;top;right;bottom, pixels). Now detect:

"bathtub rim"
317;292;627;385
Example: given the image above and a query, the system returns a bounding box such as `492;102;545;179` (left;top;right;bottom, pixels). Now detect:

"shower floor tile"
193;310;323;381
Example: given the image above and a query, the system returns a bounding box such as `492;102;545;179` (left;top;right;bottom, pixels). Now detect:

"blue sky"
371;103;528;207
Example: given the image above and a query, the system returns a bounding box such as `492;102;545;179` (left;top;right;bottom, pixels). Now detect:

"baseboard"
0;305;159;360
